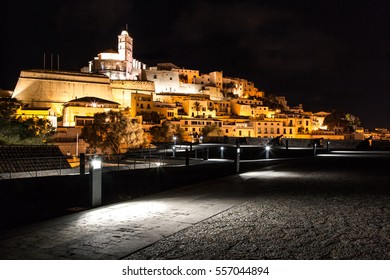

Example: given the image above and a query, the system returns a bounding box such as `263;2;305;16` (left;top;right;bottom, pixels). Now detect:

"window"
85;120;93;126
258;128;261;134
153;75;157;79
271;128;274;134
226;129;229;133
289;129;292;134
264;128;268;134
239;131;242;136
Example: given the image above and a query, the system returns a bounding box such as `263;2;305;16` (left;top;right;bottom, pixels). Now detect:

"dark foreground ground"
0;151;389;259
126;152;390;259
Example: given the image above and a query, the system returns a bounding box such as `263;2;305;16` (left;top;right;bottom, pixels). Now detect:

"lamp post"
89;156;102;207
172;136;177;157
199;135;203;144
220;146;225;159
236;142;240;174
265;145;271;159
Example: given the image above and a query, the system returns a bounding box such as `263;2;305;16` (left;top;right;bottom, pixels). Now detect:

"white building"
82;30;146;80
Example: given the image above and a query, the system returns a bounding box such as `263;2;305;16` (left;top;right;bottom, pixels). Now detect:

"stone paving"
0;152;389;260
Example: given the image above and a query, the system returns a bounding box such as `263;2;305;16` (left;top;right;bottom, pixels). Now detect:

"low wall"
0;161;235;229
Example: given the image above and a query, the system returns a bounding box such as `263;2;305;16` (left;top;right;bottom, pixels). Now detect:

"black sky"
1;0;389;129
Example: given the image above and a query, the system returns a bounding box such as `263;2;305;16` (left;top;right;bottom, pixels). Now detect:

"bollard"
203;148;209;160
185;149;189;167
80;153;85;175
89;156;102;207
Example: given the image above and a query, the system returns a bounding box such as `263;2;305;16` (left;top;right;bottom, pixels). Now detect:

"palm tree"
192;101;203;117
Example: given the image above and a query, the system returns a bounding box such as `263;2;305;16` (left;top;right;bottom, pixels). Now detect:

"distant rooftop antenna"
126;23;128;31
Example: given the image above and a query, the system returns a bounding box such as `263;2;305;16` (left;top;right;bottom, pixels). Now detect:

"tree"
0;98;20;123
222;81;236;99
81;110;146;154
192;101;203;117
0;98;55;144
140;111;160;124
150;121;184;143
201;124;223;139
324;110;362;133
179;74;188;83
17;117;55;141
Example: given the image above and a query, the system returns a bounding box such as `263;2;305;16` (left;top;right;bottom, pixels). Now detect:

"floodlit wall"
12;70;113;116
110;80;154;109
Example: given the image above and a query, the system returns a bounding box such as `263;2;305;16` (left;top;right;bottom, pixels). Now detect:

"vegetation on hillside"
149;121;184;143
324;109;361;133
0;98;55;145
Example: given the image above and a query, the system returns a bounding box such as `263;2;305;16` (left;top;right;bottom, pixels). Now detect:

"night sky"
1;0;389;129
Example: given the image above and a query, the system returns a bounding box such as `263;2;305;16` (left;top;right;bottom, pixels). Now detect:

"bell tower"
118;28;133;77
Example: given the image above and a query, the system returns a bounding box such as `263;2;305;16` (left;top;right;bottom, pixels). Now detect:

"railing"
0;146;218;180
0;156;72;179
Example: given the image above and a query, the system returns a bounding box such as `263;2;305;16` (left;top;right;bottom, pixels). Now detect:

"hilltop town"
3;29;389;154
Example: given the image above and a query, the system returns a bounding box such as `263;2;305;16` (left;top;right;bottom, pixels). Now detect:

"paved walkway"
0;172;255;259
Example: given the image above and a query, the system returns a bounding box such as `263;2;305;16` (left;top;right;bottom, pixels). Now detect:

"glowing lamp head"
91;158;102;169
265;145;271;151
220;146;225;151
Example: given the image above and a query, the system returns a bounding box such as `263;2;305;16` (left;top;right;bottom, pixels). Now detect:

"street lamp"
89;156;102;207
172;145;176;157
220;146;225;159
199;135;203;144
172;136;177;157
265;145;271;159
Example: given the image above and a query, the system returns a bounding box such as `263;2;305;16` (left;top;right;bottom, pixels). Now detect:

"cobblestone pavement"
127;192;390;259
126;153;390;260
1;152;389;260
